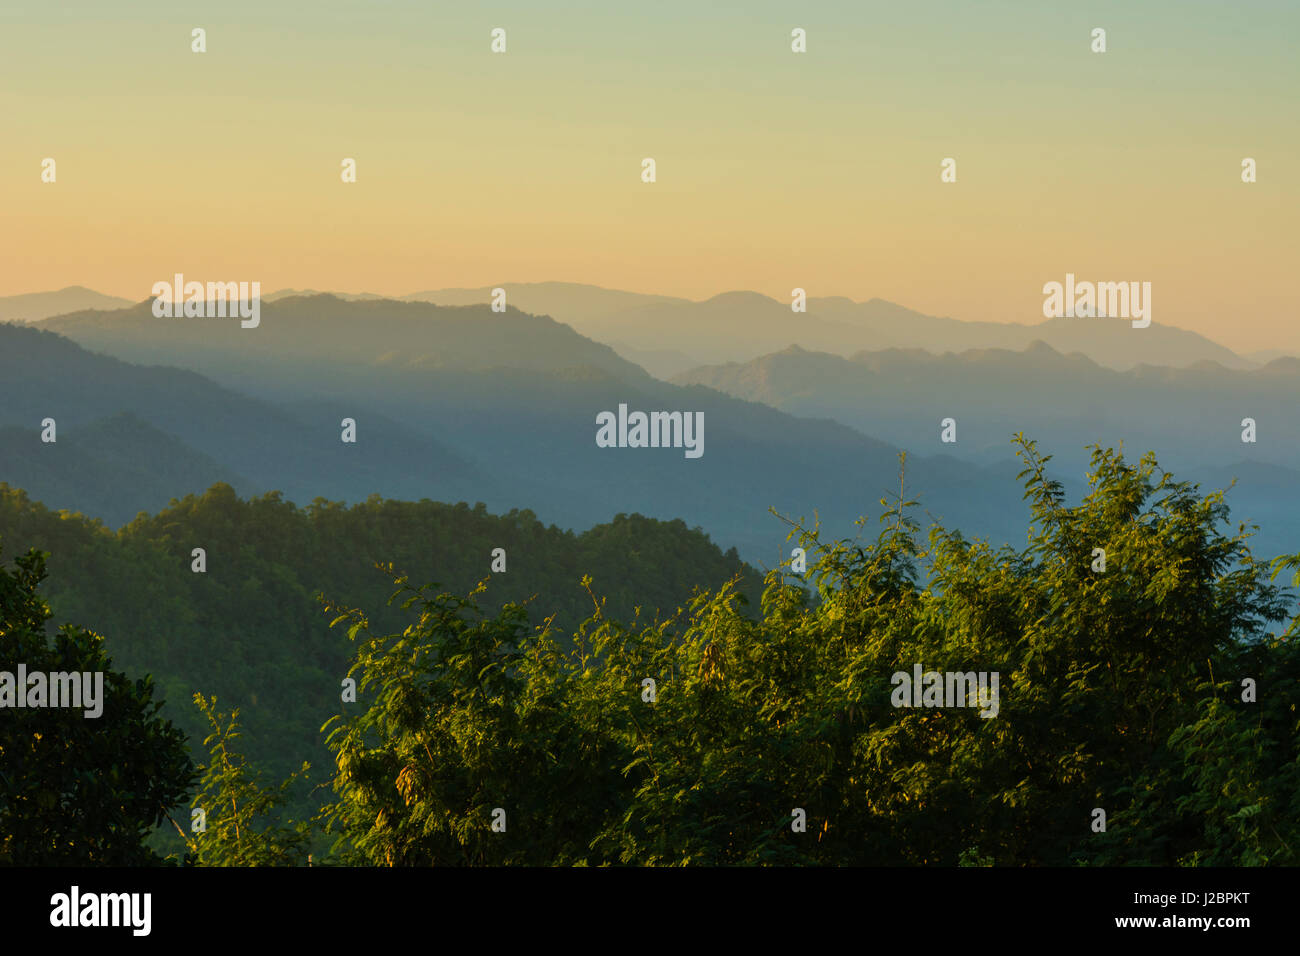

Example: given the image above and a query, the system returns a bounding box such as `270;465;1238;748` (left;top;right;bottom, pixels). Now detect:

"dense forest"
2;440;1297;865
0;481;761;852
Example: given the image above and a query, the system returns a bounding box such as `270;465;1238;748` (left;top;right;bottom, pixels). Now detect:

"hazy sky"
3;1;1296;352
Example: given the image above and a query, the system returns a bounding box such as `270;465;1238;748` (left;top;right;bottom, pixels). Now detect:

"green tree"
316;441;1298;866
175;694;311;866
320;570;624;865
0;546;195;865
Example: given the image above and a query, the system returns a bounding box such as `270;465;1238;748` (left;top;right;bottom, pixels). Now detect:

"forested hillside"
0;482;762;841
3;442;1296;866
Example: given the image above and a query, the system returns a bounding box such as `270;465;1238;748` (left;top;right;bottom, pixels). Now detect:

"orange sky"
2;0;1296;352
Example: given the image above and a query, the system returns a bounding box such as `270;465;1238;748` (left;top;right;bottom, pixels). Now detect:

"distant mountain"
0;286;133;322
1256;356;1300;377
674;341;1300;557
673;340;1300;468
264;289;385;302
42;294;652;395
25;300;1048;560
0;323;491;520
0;412;249;526
77;282;1249;379
27;282;1258;380
1246;349;1299;365
606;342;699;379
814;297;1251;369
32;291;1283;561
401;283;1252;377
402;282;692;325
405;287;862;376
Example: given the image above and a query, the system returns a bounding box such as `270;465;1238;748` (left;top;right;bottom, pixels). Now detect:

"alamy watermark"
595;404;704;458
151;273;261;328
50;886;150;936
0;665;104;718
1042;273;1150;328
891;664;999;718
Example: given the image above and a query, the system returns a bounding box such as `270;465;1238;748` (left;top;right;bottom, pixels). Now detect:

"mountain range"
5;298;1051;563
0;286;134;322
1;284;1294;562
4;283;1270;379
674;342;1300;472
394;283;1258;378
0;323;488;525
673;340;1300;557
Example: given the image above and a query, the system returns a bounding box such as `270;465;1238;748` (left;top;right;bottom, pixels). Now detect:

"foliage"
0;546;194;865
4;438;1297;865
0;484;760;851
315;440;1298;865
174;694;311;866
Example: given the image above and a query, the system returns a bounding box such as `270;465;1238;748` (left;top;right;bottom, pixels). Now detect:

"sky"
2;0;1297;352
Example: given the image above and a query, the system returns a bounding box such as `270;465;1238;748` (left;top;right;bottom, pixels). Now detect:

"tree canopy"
3;439;1297;865
0;547;194;865
313;440;1299;865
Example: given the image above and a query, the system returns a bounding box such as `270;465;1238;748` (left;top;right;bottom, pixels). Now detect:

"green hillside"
0;481;763;844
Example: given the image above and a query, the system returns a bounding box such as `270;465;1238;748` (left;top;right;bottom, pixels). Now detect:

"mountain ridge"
12;283;1255;380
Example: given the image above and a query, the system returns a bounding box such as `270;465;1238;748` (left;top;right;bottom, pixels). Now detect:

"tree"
174;694;311;866
316;441;1299;866
320;569;622;865
0;546;195;865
